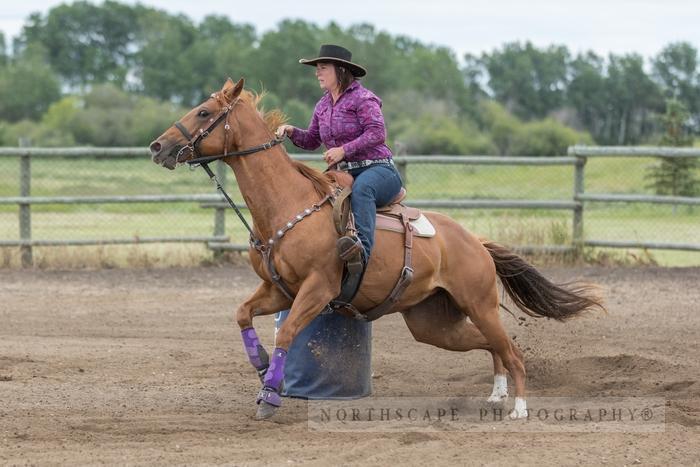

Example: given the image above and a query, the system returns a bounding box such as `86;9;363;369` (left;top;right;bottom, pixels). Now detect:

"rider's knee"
352;181;376;200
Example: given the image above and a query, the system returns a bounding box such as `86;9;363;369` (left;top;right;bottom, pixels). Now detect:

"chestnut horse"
149;78;603;420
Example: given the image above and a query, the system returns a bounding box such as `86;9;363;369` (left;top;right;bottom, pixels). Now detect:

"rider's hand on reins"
275;125;294;139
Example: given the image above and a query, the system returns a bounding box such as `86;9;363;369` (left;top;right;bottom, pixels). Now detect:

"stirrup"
337;235;364;263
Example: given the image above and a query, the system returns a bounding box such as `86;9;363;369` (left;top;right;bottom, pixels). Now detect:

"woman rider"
276;44;403;266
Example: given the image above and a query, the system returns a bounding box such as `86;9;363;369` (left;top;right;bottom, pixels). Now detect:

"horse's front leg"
255;272;338;420
236;281;293;384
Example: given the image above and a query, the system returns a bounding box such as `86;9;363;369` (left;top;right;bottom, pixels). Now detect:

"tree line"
0;0;698;155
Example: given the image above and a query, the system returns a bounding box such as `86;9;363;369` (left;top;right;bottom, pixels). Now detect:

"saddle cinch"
325;169;436;321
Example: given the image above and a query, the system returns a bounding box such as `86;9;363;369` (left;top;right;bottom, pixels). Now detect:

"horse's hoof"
508;408;528;419
508;397;528;419
487;394;508;405
255;401;278;420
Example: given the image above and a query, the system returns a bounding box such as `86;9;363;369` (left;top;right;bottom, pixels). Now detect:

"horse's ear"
222;77;235;89
222;77;244;102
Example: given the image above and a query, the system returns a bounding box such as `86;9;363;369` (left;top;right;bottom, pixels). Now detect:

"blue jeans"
349;163;403;259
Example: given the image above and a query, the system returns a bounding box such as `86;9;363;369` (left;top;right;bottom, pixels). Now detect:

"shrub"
479;100;593;156
394;114;496;155
510;118;593;156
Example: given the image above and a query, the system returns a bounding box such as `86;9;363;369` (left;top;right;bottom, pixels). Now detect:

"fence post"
572;149;585;257
395;141;408;187
19;138;33;267
213;159;227;256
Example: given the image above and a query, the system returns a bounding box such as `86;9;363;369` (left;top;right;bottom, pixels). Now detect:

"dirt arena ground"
1;263;698;465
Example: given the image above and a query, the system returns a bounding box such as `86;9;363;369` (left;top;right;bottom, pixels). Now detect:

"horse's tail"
481;240;605;321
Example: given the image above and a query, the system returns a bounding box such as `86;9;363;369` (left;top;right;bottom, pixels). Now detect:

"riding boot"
336;235;366;277
336;235;364;263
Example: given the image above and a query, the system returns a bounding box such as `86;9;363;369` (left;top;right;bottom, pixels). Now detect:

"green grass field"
0;155;697;267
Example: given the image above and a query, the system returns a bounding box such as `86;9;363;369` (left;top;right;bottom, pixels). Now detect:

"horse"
149;78;604;420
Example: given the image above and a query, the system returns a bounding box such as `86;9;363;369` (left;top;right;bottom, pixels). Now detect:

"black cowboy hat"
299;44;367;77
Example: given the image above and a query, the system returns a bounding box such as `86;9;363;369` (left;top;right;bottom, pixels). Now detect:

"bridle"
173;93;235;164
171;91;333;300
171;91;284;254
173;92;283;166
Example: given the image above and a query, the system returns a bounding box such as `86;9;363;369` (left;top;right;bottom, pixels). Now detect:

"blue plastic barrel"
274;309;372;400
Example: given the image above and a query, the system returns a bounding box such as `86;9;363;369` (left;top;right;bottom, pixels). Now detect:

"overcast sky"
2;0;699;61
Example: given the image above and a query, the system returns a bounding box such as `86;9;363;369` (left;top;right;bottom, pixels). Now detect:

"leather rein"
175;93;335;299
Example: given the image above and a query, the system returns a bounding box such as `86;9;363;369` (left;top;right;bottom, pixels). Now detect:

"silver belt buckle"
335;161;349;171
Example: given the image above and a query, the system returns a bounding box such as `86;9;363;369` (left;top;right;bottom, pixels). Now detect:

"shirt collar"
346;80;360;92
323;80;361;105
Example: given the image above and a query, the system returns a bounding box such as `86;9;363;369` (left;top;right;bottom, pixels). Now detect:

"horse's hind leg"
401;292;516;404
488;353;508;403
402;299;491;351
486;341;525;404
448;270;528;418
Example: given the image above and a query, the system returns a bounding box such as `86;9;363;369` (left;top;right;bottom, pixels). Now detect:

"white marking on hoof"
508;397;528;419
487;374;508;403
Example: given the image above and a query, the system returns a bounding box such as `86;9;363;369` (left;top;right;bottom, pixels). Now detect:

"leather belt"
335;158;393;171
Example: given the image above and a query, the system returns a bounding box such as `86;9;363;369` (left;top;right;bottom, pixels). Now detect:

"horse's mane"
239;89;334;197
290;160;336;197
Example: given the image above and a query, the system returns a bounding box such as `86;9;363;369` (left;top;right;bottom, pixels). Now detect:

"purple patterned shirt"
289;81;393;162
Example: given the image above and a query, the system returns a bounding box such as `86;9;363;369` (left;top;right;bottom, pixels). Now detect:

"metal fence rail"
0;145;698;266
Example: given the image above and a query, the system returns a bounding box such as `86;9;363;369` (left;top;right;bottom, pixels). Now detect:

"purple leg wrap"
257;348;287;407
257;387;283;407
241;327;267;370
262;347;287;392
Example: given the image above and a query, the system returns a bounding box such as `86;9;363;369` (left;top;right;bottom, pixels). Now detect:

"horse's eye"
198;109;209;118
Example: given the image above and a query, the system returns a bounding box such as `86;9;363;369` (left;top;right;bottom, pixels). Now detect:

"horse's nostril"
149;141;162;156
